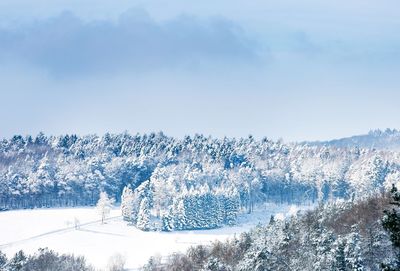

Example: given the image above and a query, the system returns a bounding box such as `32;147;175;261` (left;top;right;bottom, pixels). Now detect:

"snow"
0;203;314;270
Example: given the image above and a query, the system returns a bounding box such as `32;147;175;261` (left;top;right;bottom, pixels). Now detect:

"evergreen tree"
222;189;240;226
172;198;187;230
333;238;347;271
311;226;335;270
203;257;230;271
0;251;7;269
344;226;364;271
136;198;151;231
8;250;27;271
161;212;174;231
382;184;400;270
120;186;134;222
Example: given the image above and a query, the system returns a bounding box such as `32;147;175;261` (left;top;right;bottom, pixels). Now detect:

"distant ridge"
308;128;400;150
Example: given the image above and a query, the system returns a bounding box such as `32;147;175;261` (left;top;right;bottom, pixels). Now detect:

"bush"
107;253;126;271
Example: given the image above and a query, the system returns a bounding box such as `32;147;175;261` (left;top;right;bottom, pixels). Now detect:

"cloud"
0;9;258;77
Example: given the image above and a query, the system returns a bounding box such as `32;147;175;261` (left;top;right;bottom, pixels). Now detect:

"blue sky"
0;0;399;141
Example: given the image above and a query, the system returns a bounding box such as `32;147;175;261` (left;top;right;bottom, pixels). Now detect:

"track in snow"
0;215;122;249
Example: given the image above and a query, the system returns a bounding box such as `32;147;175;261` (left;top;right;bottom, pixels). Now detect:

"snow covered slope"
0;204;313;270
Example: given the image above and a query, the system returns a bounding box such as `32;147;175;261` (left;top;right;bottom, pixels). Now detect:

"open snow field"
0;203;314;270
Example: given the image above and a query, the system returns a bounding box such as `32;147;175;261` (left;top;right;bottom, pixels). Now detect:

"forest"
1;131;399;230
1;187;398;271
141;188;399;271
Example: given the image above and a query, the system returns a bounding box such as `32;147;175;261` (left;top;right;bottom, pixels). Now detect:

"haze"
0;0;399;142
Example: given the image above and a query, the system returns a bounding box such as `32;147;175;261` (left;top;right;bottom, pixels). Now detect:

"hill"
142;192;394;270
309;129;400;150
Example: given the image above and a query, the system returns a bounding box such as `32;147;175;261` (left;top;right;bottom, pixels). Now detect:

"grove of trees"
142;192;396;270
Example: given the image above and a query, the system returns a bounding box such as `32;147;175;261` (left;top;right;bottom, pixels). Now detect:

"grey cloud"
0;9;258;77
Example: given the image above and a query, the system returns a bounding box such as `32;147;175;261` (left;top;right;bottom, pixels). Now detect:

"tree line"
0;132;398;223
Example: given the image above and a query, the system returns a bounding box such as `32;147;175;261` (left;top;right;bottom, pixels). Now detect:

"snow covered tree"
150;166;176;218
129;180;153;224
8;250;27;271
136;198;151;231
382;184;400;270
203;257;230;271
311;227;335;270
332;238;347;271
121;186;134;222
0;251;7;269
96;191;115;224
6;248;93;271
161;212;174;231
106;253;126;271
344;227;364;271
172;198;187;230
221;189;240;226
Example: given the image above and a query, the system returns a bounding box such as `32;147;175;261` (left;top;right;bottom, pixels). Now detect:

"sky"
0;0;399;142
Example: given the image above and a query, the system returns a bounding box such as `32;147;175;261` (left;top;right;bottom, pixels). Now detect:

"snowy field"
0;203;314;270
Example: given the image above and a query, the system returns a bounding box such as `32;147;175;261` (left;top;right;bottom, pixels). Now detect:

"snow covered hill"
0;204;312;270
309;129;400;150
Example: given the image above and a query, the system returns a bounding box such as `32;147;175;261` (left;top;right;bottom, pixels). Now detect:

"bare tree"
107;253;126;271
96;192;115;224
